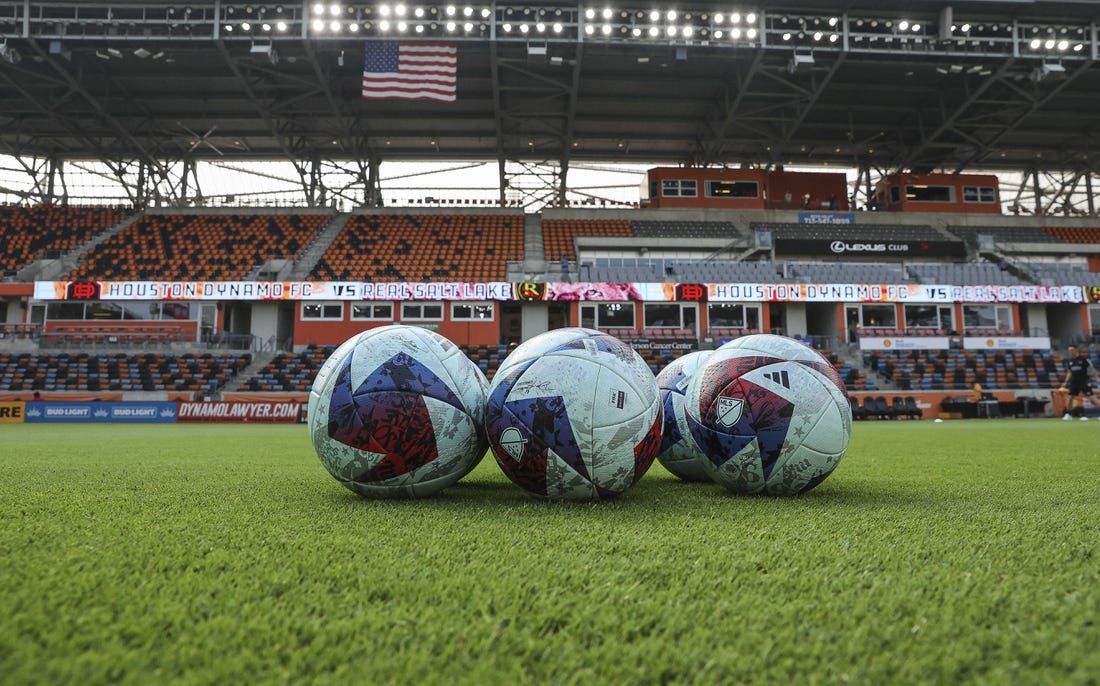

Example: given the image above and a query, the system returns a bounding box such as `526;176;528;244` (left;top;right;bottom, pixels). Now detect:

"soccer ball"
684;333;851;496
655;351;713;482
307;325;489;498
485;327;662;500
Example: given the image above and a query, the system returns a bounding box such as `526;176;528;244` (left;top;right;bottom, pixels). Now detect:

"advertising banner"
774;238;966;258
0;401;25;423
22;401;178;423
798;212;856;225
34;280;1086;304
962;336;1052;350
858;337;952;351
177;401;302;423
34;280;514;302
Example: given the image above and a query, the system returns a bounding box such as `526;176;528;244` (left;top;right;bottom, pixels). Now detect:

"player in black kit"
1058;345;1099;420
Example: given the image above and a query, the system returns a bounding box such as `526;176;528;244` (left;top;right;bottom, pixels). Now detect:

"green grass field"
1;420;1098;685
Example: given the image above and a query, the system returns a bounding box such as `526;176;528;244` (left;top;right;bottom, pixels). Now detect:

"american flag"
362;41;457;102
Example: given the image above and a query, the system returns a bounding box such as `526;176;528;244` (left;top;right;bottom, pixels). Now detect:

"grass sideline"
1;421;1098;685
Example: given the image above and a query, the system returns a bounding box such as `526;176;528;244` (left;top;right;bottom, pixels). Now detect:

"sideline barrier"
0;401;25;423
22;401;178;423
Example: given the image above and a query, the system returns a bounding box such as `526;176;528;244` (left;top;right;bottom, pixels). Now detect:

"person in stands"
1058;345;1100;420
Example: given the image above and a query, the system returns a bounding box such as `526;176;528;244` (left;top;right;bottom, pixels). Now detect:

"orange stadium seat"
542;219;633;261
66;213;327;281
311;214;523;282
0;205;129;273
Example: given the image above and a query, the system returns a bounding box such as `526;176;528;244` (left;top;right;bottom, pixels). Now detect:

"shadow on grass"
310;470;948;514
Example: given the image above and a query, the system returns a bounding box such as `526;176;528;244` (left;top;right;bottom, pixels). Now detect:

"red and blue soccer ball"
685;334;851;496
485;328;662;501
307;325;489;498
655;350;713;482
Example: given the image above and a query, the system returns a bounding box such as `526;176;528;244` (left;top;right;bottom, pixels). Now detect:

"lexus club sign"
775;238;965;258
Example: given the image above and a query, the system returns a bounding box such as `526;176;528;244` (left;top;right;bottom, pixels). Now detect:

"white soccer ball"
486;327;662;500
307;325;489;498
684;334;851;495
655;350;713;481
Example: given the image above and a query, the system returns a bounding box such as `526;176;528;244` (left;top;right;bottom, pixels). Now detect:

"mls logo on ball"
499;427;527;461
716;396;744;427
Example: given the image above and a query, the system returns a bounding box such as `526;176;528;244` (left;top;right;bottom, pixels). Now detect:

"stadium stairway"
288;213;353;280
218;351;277;394
18;210;145;282
522;213;545;273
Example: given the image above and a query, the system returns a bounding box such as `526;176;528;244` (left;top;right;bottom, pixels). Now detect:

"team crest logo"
498;427;528;461
716;396;744;427
515;282;547;301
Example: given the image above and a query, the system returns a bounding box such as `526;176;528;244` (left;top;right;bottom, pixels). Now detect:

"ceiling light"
745;13;756;23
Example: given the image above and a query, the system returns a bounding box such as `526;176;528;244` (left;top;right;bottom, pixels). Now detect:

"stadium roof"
2;1;1100;204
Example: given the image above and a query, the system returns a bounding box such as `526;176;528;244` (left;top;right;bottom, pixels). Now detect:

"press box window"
351;303;393;320
662;179;697;197
706;180;759;198
451;302;494;320
905;185;954;202
962;186;997;203
302;302;343;320
401;303;443;321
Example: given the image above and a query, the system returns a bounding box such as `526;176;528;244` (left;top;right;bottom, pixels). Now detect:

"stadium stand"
579;259;666;282
1021;261;1098;287
947;224;1062;247
578;257;780;283
66;214;326;281
311;214;523;281
752;222;946;241
786;261;908;283
865;349;1060;391
246;345;335;392
629;220;740;240
0;204;129;274
542;218;633;261
1041;225;1100;243
0;351;250;393
672;260;780;282
906;262;1029;286
244;342;517;392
